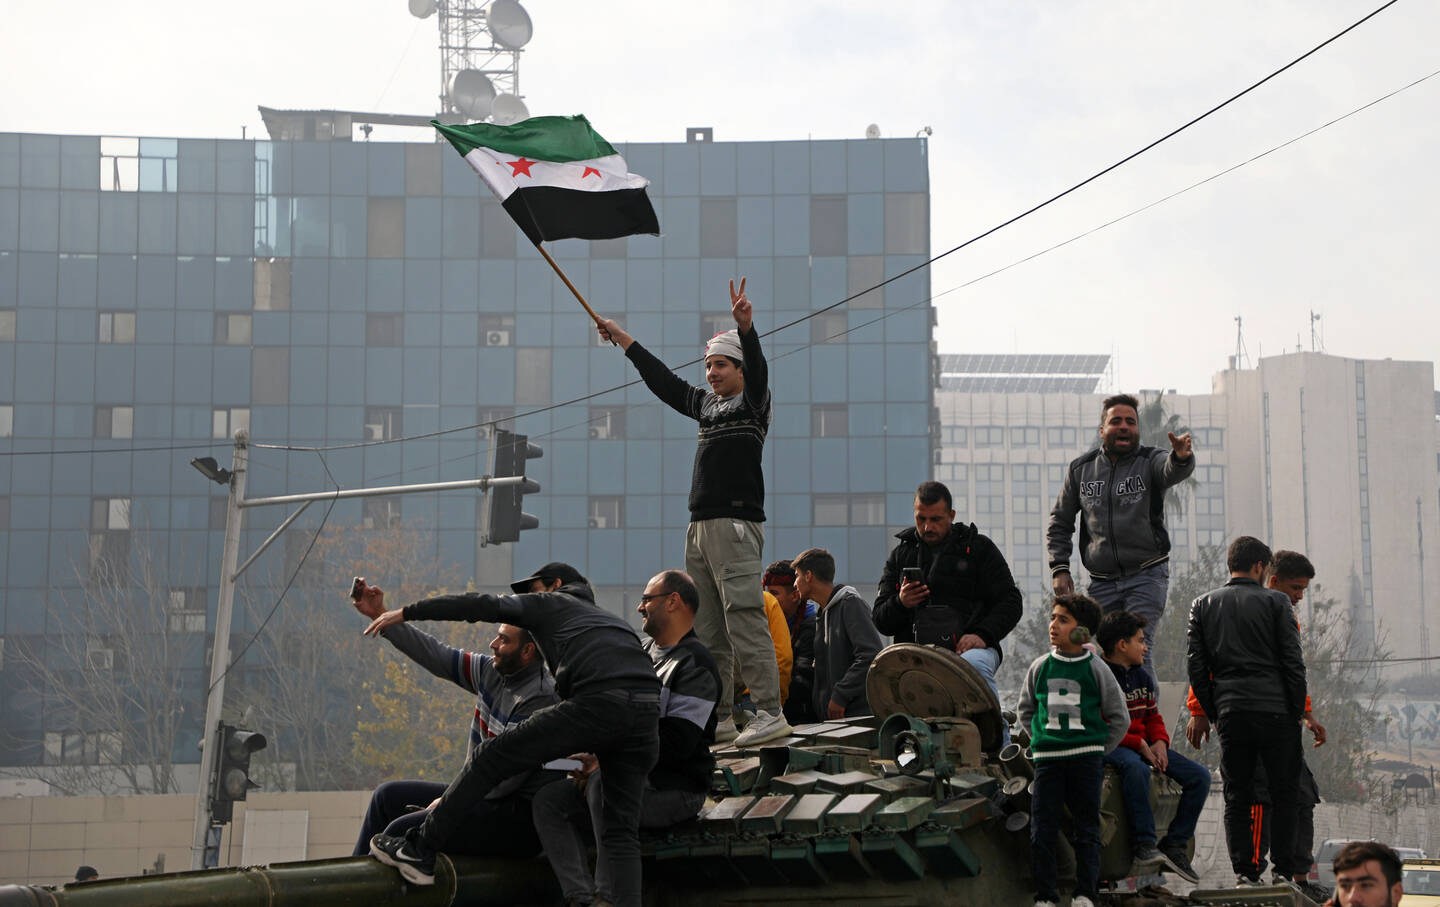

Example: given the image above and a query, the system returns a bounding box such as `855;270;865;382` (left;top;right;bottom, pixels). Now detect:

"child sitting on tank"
1017;594;1129;907
1096;610;1210;884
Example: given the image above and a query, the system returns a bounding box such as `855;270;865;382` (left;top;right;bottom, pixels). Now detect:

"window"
974;426;1003;448
814;493;885;526
590;237;627;259
1010;426;1039;447
884;193;927;254
209;496;229;530
810;195;847;257
588;406;625;440
362;499;402;530
700;198;737;258
367;197;405;258
813;494;849;526
44;730;122;766
94;405;134;439
212;407;250;440
846;256;884;308
515;349;551;405
700;315;732;345
943;426;968;447
214;313;252;345
364;406;403;441
0;309;15;340
101;135;180;193
850;494;885;525
480;313;515;347
477;406;515;440
811;404;848;437
0;405;12;438
98;311;136;343
167;589;207;634
974;464;1005;531
1046;426;1077;447
0;495;9;529
588;496;624;529
365;313;403;347
252;348;289;404
254;258;291;310
91;497;131;530
810;311;847;345
1190;426;1224;449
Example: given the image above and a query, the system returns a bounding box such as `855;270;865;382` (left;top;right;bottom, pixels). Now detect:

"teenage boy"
793;548;885;721
597;278;787;747
1096;610;1210;884
1017;594;1129;907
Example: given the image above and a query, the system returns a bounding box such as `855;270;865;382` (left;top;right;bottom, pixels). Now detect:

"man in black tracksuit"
362;562;660;907
873;480;1022;723
1047;392;1194;680
1187;537;1308;886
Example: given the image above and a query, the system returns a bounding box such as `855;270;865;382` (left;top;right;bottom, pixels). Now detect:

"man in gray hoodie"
792;548;885;720
1047;393;1194;678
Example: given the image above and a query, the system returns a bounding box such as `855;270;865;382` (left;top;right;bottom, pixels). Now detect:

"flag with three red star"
433;115;660;246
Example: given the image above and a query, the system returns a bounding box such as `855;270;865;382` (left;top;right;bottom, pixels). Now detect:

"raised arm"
731;278;768;410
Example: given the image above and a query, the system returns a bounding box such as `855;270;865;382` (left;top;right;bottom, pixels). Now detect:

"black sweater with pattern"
625;326;770;522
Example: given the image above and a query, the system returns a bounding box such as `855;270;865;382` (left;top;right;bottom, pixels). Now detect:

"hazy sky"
4;0;1436;393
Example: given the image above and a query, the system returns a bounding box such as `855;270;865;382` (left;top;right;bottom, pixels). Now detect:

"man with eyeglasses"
532;570;720;907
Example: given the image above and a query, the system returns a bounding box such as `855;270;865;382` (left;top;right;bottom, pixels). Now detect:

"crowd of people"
338;283;1379;905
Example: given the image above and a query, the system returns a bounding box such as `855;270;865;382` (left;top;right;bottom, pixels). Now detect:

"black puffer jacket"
873;523;1023;660
1186;577;1307;721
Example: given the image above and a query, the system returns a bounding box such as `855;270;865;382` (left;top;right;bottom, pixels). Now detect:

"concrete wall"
0;790;369;887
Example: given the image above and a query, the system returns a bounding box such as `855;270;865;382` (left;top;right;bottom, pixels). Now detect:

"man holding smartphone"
873;481;1023;718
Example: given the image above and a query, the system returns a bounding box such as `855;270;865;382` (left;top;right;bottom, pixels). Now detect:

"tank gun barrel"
0;854;556;907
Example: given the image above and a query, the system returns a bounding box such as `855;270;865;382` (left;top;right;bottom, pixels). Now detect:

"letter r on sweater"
1045;678;1082;731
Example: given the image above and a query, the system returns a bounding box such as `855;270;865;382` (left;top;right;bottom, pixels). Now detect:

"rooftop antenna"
1310;310;1324;352
1232;315;1250;370
413;0;533;123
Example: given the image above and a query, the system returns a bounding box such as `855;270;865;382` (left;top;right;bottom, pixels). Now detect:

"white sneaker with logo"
732;709;792;747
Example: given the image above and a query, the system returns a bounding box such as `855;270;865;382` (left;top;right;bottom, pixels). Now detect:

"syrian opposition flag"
432;115;660;246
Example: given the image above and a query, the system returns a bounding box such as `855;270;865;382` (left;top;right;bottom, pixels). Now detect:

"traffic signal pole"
189;431;529;869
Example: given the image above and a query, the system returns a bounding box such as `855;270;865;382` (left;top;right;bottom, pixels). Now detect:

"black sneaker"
1132;843;1167;870
1294;880;1332;903
1158;843;1200;884
370;831;436;886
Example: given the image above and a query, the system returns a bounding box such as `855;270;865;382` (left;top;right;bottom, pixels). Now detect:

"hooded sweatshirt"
813;584;885;718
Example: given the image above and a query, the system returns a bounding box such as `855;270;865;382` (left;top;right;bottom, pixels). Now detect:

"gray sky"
4;0;1437;393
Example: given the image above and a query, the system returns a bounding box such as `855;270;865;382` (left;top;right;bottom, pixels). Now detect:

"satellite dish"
408;0;437;18
488;0;533;50
865;123;881;139
491;94;530;126
451;69;497;120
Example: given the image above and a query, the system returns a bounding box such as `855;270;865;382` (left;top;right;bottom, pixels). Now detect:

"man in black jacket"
532;569;719;907
361;562;660;907
1187;537;1307;886
873;481;1023;715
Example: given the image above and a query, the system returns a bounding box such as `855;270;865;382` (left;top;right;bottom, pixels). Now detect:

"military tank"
0;644;1319;906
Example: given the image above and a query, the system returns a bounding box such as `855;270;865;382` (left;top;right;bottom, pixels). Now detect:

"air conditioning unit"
485;330;511;347
364;423;385;441
588;516;608;529
87;648;114;671
589;424;609;440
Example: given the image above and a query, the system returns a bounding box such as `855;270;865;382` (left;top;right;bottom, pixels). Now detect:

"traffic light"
208;722;267;824
487;429;542;543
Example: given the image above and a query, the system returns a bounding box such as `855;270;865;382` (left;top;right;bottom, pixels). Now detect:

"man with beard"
350;587;559;859
1329;841;1403;907
1047;393;1194;679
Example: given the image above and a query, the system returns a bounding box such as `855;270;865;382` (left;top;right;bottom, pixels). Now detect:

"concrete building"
936;351;1440;664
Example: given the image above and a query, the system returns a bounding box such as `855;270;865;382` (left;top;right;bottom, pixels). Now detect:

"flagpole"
535;242;604;327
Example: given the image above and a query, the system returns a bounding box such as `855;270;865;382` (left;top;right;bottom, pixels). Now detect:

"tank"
0;644;1321;906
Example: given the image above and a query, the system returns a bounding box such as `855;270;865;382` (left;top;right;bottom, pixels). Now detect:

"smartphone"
543;758;584;772
902;567;922;584
350;577;366;601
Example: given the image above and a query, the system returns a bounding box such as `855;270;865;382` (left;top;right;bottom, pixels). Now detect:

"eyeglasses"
638;591;671;605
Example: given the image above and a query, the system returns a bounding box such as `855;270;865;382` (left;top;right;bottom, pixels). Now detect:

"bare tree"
2;521;205;795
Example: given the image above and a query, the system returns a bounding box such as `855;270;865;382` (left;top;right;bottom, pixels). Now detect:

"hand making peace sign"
729;277;752;334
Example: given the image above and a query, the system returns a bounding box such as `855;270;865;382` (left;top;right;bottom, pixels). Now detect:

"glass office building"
0;128;932;769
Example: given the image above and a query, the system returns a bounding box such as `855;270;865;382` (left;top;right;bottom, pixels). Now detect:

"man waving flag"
433;115;660;247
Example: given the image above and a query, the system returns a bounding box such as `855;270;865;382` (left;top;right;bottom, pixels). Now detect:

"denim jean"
960;645;1009;746
533;776;704;904
1031;753;1104;902
1088;562;1169;681
1103;745;1212;848
1218;711;1304;878
420;688;660;907
352;779;539;858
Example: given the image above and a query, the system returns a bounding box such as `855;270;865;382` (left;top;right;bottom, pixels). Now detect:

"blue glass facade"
0;130;931;765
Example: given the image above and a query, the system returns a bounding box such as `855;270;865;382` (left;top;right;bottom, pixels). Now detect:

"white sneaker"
1033;901;1057;907
713;716;738;744
1071;898;1096;907
732;709;792;747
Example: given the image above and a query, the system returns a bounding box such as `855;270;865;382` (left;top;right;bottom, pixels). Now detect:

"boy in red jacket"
1098;610;1211;883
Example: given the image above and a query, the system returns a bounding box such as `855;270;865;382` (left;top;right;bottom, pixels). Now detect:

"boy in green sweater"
1017;594;1129;907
